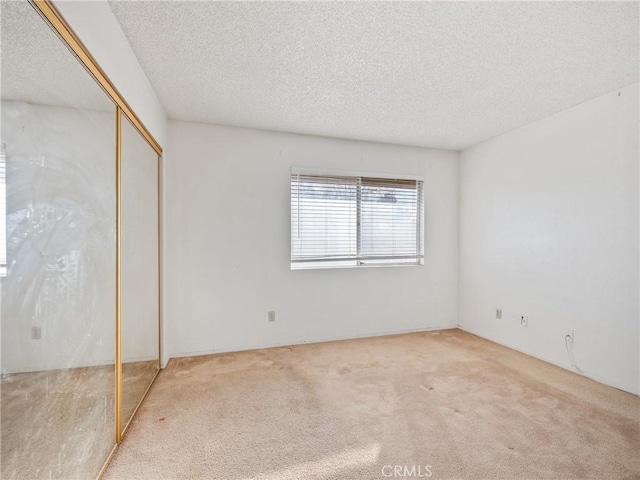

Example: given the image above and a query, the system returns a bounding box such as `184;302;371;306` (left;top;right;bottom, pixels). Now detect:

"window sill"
290;261;424;271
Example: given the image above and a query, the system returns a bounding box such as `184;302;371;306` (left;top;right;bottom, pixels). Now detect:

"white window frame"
290;167;424;270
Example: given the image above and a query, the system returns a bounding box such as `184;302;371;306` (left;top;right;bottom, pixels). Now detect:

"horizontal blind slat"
0;146;6;275
291;173;423;267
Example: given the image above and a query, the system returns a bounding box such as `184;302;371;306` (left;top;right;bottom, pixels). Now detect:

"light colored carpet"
104;329;640;480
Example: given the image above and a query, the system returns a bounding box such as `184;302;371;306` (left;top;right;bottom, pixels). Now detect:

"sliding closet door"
0;2;117;478
120;113;160;433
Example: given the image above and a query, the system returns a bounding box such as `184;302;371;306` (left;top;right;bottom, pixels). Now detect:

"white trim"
291;166;424;182
291;261;423;271
168;325;456;361
457;325;640;396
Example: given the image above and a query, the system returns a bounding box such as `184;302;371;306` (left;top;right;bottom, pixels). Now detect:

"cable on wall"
564;333;586;376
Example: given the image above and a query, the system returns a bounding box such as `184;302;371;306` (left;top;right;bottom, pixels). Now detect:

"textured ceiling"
1;1;114;113
109;1;638;150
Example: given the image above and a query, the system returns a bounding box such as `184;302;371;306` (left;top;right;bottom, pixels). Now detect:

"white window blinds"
0;143;6;277
291;171;424;269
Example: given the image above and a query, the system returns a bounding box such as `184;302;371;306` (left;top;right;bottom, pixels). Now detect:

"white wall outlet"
31;326;41;340
268;311;275;322
520;315;528;327
496;308;502;319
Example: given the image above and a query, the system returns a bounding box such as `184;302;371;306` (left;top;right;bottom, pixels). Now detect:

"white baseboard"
457;325;639;396
168;324;457;361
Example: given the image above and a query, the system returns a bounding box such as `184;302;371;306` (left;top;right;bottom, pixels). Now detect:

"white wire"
564;334;586;375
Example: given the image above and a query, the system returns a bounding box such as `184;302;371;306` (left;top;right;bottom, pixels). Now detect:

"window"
291;169;424;269
0;143;5;277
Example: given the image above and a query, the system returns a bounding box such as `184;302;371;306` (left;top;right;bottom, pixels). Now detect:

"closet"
0;1;162;478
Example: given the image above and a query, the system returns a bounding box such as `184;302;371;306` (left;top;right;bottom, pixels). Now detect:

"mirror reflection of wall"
0;2;116;478
121;113;161;432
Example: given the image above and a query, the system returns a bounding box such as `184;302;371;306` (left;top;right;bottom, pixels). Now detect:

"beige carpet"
104;329;639;480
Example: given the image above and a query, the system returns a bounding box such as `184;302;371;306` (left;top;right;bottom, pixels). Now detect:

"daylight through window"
0;143;6;277
291;170;424;269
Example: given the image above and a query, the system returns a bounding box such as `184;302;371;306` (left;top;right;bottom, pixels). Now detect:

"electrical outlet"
566;330;574;342
268;311;275;322
496;309;502;319
520;315;528;327
31;326;41;340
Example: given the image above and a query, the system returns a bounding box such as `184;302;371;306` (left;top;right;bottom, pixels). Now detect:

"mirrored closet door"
121;113;161;434
0;1;117;478
0;2;162;479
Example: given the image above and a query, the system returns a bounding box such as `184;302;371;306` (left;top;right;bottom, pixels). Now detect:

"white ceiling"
1;1;114;113
109;1;638;150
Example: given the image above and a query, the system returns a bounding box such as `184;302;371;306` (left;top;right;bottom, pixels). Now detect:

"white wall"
165;122;459;357
459;83;639;394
